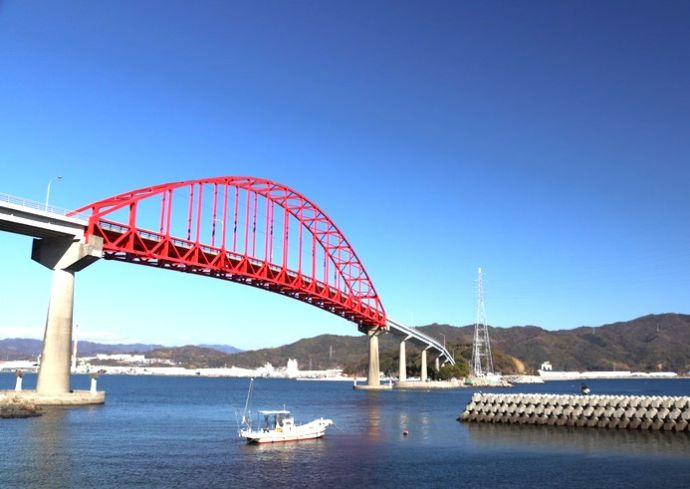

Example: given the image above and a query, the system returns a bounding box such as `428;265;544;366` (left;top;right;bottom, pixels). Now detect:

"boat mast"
242;378;254;426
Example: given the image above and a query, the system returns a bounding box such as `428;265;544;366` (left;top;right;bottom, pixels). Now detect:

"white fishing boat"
240;409;333;444
238;378;333;444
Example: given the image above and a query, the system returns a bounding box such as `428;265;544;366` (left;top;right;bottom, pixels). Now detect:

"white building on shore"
537;360;677;380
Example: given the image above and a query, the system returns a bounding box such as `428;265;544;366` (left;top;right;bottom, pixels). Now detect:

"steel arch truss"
70;177;386;329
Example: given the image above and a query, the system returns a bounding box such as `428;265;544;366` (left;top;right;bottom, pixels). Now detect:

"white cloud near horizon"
0;326;146;344
0;326;44;339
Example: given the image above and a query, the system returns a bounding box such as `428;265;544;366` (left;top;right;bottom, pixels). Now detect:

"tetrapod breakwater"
459;393;690;432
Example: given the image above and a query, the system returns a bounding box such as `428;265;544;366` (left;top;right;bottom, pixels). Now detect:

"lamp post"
212;218;223;247
45;176;63;211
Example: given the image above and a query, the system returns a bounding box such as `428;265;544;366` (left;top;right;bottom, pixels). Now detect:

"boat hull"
244;429;327;444
242;418;333;444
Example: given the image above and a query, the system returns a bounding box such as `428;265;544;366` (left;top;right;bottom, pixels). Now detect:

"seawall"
459;393;690;432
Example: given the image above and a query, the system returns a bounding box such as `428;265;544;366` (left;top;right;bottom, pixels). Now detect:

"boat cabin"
257;410;295;432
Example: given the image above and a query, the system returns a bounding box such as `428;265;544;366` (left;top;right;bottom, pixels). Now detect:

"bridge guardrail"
0;192;90;221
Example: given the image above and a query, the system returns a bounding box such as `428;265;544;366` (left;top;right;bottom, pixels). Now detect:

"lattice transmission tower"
471;267;494;377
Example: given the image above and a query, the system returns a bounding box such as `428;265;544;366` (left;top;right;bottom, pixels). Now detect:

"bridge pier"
399;339;407;383
30;236;105;404
421;347;429;382
36;268;75;395
353;327;391;391
367;328;381;387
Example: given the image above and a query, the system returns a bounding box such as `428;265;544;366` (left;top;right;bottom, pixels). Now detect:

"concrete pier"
353;328;391;390
36;268;75;395
398;339;407;383
367;328;381;386
420;347;428;382
1;389;105;406
31;235;104;404
395;379;464;390
459;393;690;432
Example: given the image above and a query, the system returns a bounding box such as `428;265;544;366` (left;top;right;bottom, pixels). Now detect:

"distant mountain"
146;345;236;369
415;313;690;374
2;314;689;374
225;334;370;371
0;338;163;361
78;341;164;355
493;313;690;373
0;338;240;362
0;339;43;361
200;344;243;355
210;313;690;375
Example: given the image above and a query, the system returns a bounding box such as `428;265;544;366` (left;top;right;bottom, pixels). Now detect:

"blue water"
2;374;690;488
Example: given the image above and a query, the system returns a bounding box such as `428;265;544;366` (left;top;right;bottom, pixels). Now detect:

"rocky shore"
0;395;43;419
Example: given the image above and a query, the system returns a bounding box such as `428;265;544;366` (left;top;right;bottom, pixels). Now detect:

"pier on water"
459;393;690;432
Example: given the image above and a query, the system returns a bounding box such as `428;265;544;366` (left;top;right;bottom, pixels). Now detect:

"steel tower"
471;267;494;377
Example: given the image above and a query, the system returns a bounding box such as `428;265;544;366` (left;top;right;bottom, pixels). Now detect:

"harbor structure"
460;393;690;432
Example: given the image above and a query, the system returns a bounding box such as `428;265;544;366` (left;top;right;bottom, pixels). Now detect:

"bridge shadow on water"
466;422;690;458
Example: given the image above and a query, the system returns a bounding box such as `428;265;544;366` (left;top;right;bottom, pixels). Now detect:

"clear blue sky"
1;1;689;349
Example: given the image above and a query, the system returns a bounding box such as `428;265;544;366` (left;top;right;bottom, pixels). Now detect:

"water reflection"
466;422;690;458
241;437;328;461
364;394;382;441
22;408;72;486
416;409;433;442
397;411;410;440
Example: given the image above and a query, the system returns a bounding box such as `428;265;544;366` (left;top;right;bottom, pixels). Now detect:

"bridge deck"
0;194;87;239
387;318;455;365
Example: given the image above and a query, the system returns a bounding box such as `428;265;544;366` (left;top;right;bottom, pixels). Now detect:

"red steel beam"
69;177;386;329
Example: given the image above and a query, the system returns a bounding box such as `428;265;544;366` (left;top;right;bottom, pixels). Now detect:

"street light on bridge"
212;217;223;247
45;175;63;211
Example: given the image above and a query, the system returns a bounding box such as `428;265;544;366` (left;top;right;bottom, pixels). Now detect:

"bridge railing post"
90;372;99;394
15;370;23;391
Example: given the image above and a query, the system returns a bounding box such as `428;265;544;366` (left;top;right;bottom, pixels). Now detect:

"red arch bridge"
0;177;453;403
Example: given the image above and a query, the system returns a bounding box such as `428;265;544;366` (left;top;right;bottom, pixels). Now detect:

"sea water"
2;374;689;488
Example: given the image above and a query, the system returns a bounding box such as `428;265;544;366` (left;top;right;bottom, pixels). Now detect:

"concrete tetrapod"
458;393;690;432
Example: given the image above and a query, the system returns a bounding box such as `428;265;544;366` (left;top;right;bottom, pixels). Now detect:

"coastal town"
0;355;680;383
0;354;352;380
